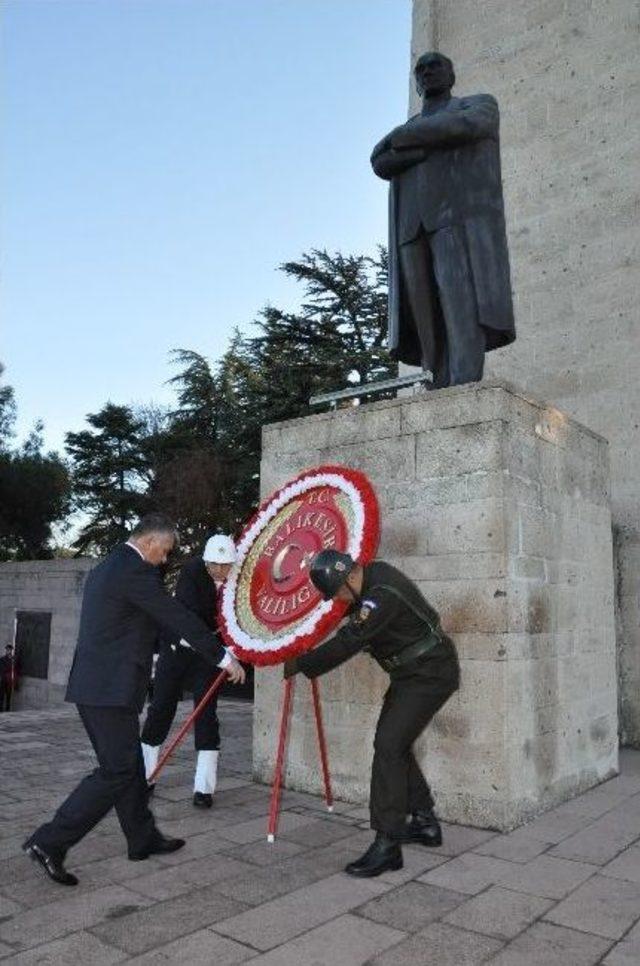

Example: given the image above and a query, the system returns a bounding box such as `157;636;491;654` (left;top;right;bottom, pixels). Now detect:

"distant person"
0;643;19;711
23;514;245;887
141;534;238;808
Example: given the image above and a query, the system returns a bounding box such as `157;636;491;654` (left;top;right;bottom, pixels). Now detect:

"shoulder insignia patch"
358;599;378;622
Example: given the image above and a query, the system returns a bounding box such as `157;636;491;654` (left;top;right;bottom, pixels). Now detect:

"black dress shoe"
345;833;403;877
398;808;443;847
128;833;186;861
193;792;213;809
23;839;78;886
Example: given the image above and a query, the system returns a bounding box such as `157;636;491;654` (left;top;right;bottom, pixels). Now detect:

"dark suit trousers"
399;227;486;387
141;645;220;751
33;705;156;859
370;665;458;836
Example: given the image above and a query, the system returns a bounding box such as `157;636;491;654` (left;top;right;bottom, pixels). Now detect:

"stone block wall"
409;0;640;742
254;382;617;829
0;559;95;708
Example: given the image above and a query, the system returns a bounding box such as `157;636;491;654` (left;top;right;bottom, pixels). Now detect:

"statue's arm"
390;94;499;151
370;146;427;181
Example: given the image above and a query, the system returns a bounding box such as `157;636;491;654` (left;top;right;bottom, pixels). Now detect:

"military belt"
377;632;443;673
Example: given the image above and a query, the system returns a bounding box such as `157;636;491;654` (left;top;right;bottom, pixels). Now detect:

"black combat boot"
399;807;442;847
193;792;213;808
345;832;403;877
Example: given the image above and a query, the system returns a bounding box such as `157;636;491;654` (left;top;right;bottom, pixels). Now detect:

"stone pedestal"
253;381;618;830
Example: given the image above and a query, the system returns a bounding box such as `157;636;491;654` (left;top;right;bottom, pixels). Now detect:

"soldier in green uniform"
284;549;460;877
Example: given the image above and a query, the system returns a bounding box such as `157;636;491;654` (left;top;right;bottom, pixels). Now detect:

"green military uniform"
295;559;459;837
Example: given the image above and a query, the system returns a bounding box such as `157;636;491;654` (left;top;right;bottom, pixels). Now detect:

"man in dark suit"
23;514;245;886
371;52;515;386
141;534;238;808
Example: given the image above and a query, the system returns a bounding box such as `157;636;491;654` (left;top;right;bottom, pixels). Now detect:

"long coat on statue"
373;93;516;368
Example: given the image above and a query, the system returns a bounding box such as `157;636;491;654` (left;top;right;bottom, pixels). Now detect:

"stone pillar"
253;382;618;830
409;0;640;744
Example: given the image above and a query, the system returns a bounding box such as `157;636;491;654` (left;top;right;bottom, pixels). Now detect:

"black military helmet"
309;550;356;600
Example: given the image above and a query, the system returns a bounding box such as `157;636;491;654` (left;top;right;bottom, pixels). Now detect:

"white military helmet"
203;534;237;564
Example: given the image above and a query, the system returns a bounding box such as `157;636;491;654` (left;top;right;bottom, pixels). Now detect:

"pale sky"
2;0;411;451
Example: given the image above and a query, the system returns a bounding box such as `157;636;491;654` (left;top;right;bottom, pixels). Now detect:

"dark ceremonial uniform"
0;651;19;711
296;560;459;837
142;556;222;751
29;543;225;863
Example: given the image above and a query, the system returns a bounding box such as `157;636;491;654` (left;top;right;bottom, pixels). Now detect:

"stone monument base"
253;381;618;830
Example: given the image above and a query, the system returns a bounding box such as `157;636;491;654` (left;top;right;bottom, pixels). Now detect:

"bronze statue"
371;52;515;387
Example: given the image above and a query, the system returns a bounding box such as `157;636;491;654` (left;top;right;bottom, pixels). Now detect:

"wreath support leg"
311;676;334;812
147;670;228;786
267;674;334;840
267;676;295;842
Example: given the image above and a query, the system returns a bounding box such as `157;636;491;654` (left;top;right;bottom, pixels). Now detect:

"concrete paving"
2;701;640;964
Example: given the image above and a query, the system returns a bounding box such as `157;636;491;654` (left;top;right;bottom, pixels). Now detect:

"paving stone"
444;886;554;940
495;853;598;899
0;885;153;951
549;812;640;866
603;940;640;964
213;846;351;905
245;912;405;966
418;852;518;895
0;930;128;965
218;836;305;866
356;881;466;932
153;828;236;866
125;854;256;901
278;817;360;847
545;874;640;939
220;810;317;844
0;930;127;965
125;929;254;965
375;844;449;886
520;809;594;844
0;896;22;918
436;823;497;856
489;921;613;965
0;862;120;908
90;889;249;956
601;844;640;884
214;872;388;951
473;827;554;863
368;921;505;965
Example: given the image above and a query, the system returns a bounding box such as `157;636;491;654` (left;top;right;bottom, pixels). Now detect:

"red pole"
147;669;228;786
267;676;295;842
310;676;333;812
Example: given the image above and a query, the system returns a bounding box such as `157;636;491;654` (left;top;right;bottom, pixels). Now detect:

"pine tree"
0;422;70;560
66;403;148;554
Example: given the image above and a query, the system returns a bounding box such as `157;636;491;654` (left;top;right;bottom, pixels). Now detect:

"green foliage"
0;421;71;560
65;403;149;554
23;246;394;559
0;363;16;452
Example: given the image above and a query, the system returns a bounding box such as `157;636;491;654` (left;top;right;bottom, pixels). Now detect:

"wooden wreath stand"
267;674;333;842
146;666;334;843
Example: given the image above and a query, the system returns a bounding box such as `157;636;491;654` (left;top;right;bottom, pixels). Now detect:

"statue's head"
414;52;455;97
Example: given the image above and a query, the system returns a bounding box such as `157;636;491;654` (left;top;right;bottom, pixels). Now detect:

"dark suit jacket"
371;94;515;363
174;557;218;632
65;544;226;710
